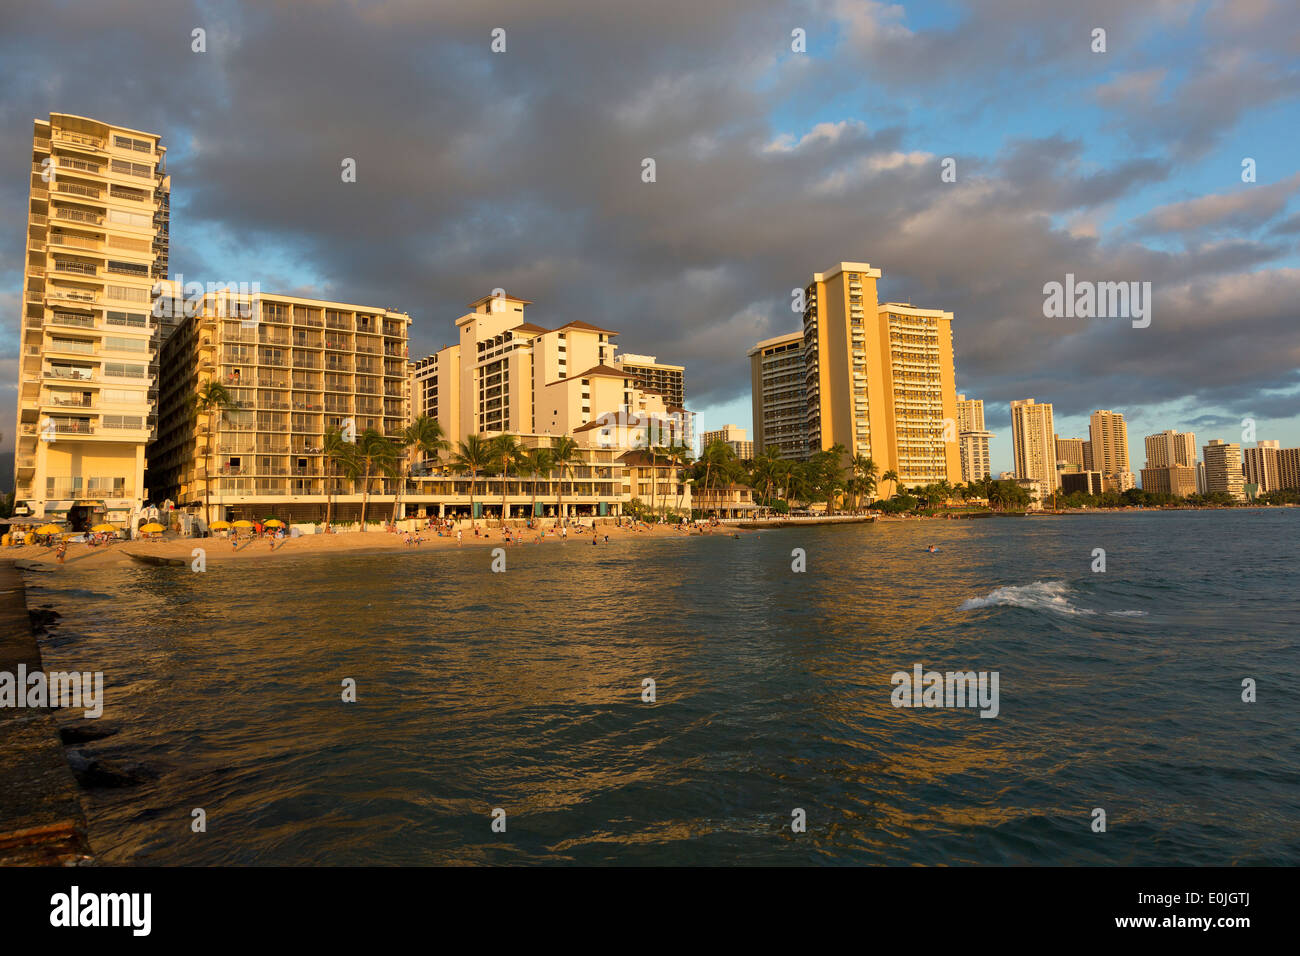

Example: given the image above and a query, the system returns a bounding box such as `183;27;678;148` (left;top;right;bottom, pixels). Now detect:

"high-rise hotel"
1010;399;1057;491
955;393;993;483
749;262;961;487
151;288;411;522
14;114;169;526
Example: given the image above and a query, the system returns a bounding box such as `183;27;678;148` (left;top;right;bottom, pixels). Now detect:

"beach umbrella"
36;524;63;534
263;519;285;528
140;522;166;533
209;520;231;530
232;520;255;528
91;523;119;533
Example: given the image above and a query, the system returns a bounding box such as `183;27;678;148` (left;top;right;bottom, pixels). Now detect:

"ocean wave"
958;581;1145;618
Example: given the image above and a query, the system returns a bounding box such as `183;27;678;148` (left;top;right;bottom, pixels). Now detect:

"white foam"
958;580;1096;616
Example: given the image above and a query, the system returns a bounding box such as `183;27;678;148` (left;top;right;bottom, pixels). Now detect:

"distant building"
757;262;960;484
1010;399;1057;490
1145;429;1197;469
955;393;992;483
1277;447;1300;491
701;424;753;460
1202;440;1245;500
1140;465;1197;497
1055;435;1087;471
747;330;807;461
1243;440;1280;493
1090;409;1132;490
614;352;685;410
1061;471;1104;496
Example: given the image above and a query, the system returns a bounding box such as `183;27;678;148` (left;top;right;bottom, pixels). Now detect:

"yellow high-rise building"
791;262;959;484
14;113;169;527
1089;409;1132;482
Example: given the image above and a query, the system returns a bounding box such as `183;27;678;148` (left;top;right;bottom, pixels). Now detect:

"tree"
849;455;878;512
520;445;554;522
323;425;357;529
191;381;233;528
668;441;694;514
549;436;581;526
809;443;847;515
354;429;398;529
881;469;900;502
489;433;523;525
450;434;493;526
392;416;450;524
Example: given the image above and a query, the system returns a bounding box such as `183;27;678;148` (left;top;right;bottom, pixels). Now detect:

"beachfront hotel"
402;292;694;521
748;330;807;461
12;113;169;528
955;393;993;484
149;288;412;522
1010;399;1058;491
749;263;961;486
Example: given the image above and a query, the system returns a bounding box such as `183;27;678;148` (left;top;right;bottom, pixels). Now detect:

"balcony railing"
53;130;106;150
54;182;101;199
53;208;102;225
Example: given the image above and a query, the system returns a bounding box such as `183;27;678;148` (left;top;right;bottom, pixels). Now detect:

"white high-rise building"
14;113;169;527
1010;399;1057;491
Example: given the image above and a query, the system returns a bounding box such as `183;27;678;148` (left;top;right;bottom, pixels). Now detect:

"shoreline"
7;520;750;571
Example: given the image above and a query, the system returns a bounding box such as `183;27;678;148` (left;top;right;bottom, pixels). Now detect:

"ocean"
26;509;1300;865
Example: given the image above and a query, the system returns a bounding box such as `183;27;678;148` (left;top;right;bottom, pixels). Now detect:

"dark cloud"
1;0;1297;457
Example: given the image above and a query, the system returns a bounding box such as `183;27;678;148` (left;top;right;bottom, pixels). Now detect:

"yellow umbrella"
263;519;285;527
140;522;166;533
209;520;231;530
92;523;119;533
36;524;63;534
232;520;255;528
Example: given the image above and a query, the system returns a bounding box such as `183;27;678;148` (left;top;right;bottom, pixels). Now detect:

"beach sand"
8;521;745;571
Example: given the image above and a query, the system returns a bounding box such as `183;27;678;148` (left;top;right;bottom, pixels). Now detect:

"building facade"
151;290;411;522
748;330;807;461
1089;409;1133;488
1010;399;1057;491
1202;439;1245;500
955;393;992;483
761;262;959;484
1243;440;1280;493
1144;429;1197;469
14;113;169;527
1140;465;1198;497
701;424;753;460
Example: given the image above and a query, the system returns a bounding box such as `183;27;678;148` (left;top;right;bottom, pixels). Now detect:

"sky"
2;0;1298;479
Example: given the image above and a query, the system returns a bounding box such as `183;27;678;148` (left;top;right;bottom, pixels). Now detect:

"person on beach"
56;540;67;564
456;529;463;546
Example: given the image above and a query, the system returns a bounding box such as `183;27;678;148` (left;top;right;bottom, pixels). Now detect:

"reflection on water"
28;510;1300;865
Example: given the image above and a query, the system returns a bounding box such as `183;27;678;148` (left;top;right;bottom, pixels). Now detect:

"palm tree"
354;429;398;530
520;446;554;523
449;434;493;526
489;433;523;526
550;436;580;526
191;381;233;528
850;455;878;512
668;441;693;514
881;469;901;502
323;425;354;529
393;416;449;524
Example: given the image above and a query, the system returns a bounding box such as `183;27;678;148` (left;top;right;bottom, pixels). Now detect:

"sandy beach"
6;520;748;571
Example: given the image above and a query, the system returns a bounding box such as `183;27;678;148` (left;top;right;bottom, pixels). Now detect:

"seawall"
0;559;91;865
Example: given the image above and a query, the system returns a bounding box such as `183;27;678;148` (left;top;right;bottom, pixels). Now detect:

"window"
113;135;152;153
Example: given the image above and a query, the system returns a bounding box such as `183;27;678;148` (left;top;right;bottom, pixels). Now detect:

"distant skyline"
3;0;1298;478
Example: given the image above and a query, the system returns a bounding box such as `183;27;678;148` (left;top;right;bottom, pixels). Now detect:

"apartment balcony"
52;421;94;435
46;288;99;305
52;207;103;226
52;129;107;152
44;367;96;383
53;181;103;201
